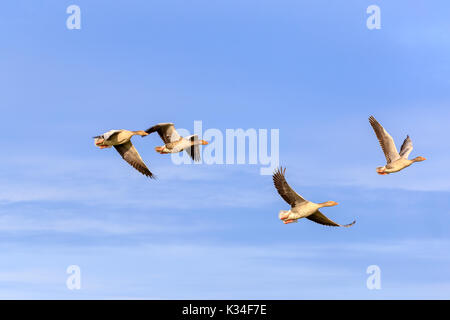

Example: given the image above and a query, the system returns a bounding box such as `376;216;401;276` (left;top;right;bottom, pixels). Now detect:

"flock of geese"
94;123;209;179
94;116;426;228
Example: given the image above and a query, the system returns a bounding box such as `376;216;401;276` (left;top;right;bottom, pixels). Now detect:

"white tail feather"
279;210;290;220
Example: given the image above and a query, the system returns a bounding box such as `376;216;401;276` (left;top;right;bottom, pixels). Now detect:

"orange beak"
201;140;209;145
155;146;164;153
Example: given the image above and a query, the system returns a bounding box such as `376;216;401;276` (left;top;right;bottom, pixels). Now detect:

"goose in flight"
272;167;356;227
369;116;426;175
145;123;208;162
94;129;154;178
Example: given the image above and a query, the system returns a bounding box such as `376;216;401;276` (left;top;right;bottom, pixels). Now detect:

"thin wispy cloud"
0;238;449;299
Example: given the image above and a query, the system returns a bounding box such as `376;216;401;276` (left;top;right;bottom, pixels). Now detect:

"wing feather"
272;167;306;207
369;116;400;164
145;123;181;144
399;135;413;159
307;210;356;227
113;141;155;178
185;135;201;162
98;130;121;141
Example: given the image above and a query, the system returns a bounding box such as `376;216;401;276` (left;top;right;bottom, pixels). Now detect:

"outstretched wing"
369;116;400;164
272;167;306;207
184;135;201;162
93;130;121;140
113;141;154;178
399;135;413;159
145;123;180;144
307;210;356;227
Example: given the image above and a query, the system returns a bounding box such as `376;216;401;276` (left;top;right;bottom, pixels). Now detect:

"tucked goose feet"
279;212;297;224
95;138;111;149
155;146;170;154
376;168;388;175
279;212;290;221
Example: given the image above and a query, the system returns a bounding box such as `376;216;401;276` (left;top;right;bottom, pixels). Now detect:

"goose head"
193;139;209;146
320;201;339;207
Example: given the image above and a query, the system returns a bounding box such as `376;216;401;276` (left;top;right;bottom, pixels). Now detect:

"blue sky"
0;0;450;299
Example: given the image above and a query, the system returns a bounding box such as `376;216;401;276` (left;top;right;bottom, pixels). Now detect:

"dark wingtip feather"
273;166;285;175
368;115;378;124
272;166;285;182
342;220;356;228
141;168;156;179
